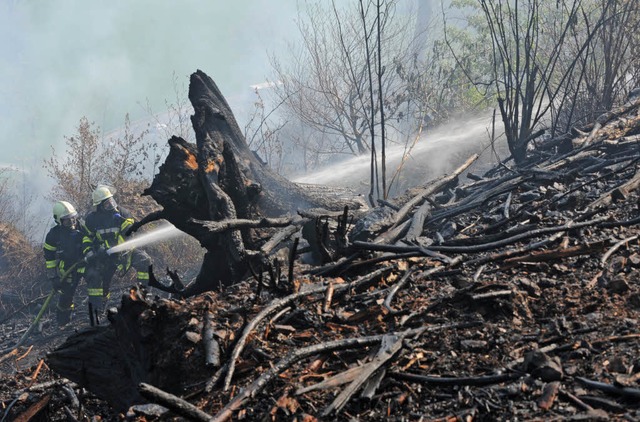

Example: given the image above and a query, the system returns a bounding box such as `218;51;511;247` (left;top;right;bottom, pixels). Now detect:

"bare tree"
478;0;606;165
44;115;151;215
244;87;289;174
44;117;102;214
552;0;640;133
269;1;415;158
0;168;18;228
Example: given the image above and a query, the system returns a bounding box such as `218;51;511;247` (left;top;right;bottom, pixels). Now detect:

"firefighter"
43;201;88;326
82;185;151;315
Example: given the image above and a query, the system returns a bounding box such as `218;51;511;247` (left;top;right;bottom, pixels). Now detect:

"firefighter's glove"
122;221;141;237
84;246;108;264
97;245;108;257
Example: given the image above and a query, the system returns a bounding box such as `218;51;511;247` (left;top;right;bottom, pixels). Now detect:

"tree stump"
46;289;214;411
143;70;366;295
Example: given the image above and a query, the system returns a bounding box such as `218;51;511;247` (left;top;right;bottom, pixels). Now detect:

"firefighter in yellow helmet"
82;186;151;317
43;201;90;326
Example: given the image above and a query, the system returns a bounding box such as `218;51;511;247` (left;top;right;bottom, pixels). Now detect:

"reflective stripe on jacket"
83;207;135;252
43;223;89;277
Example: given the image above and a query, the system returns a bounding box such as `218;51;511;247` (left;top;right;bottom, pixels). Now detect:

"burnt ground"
2;102;640;421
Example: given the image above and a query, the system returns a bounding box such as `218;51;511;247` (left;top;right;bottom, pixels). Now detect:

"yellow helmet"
53;201;78;224
92;185;114;206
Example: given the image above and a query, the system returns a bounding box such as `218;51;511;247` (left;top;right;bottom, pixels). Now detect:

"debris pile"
2;89;640;421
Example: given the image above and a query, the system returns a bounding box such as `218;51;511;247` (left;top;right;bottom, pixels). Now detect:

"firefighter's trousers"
84;249;151;313
56;271;82;326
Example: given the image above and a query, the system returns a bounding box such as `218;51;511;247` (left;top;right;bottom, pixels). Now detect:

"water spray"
107;223;186;254
292;114;502;191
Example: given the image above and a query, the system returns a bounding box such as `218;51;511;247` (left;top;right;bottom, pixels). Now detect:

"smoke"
0;1;300;242
0;1;299;168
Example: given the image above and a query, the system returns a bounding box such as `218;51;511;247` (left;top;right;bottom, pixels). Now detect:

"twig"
139;383;214;422
28;359;45;387
0;348;18;365
389;371;522;386
307;252;363;276
62;406;80;422
559;388;594;412
383;268;416;312
16;345;34;362
601;235;639;266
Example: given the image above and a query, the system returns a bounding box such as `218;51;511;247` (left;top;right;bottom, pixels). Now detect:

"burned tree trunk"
144;70;365;295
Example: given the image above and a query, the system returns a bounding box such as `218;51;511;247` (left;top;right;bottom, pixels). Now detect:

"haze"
0;1;299;170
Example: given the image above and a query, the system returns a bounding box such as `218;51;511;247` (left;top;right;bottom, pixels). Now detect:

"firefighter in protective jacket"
43;201;89;326
82;185;151;313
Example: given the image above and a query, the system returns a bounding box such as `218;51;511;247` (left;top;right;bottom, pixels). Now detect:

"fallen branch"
587;169;640;210
196;215;305;237
388;370;522;386
382;154;478;235
575;376;640;399
212;322;480;422
295;366;364;395
203;312;221;368
355;217;609;256
260;224;302;255
405;202;432;241
11;394;50;422
222;266;395;391
501;240;610;266
214;334;390;422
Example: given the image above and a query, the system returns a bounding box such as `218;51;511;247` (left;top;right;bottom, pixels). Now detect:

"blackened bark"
144;70;366;294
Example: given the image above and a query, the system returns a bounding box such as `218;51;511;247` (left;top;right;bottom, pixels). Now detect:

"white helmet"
92;185;114;206
53;201;78;225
